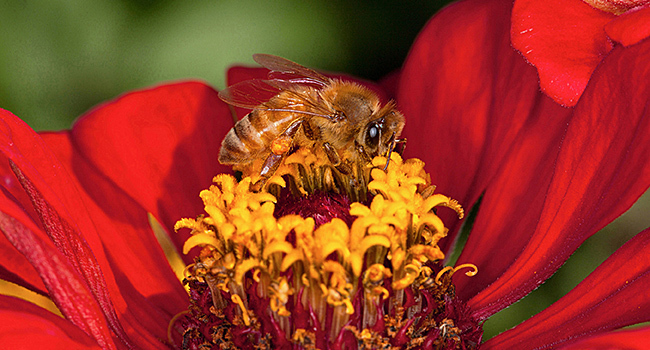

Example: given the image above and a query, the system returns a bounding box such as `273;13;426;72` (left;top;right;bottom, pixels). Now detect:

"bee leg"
260;153;284;178
323;142;341;165
302;120;319;141
336;163;352;175
253;121;305;191
251;153;284;192
383;132;397;170
395;137;407;155
271;120;303;155
355;141;373;164
323;142;351;175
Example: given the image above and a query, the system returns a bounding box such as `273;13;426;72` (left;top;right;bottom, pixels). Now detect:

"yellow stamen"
231;294;251;326
176;151;477;343
167;310;189;345
182;263;195;280
269;277;293;316
455;263;479;277
435;264;479;285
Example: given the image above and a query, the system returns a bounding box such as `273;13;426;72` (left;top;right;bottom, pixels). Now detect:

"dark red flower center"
171;154;482;349
274;190;355;227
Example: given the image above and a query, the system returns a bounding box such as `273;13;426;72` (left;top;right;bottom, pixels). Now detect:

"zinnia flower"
1;0;649;349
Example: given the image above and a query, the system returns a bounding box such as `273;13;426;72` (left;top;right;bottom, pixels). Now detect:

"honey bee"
218;54;405;183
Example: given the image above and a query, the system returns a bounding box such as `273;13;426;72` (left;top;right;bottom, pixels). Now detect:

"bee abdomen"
218;111;273;165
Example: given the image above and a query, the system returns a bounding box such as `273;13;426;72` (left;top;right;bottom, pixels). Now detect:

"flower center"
274;190;354;227
170;152;481;349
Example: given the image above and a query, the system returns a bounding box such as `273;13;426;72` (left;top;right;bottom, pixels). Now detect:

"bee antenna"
383;135;407;171
383;132;397;171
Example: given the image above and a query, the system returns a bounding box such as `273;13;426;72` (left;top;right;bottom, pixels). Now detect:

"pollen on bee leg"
271;135;292;155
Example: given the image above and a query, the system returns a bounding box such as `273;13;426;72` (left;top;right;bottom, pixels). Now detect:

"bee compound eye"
366;122;380;148
369;125;378;138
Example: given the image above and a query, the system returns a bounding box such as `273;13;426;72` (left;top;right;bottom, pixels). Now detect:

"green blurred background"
1;0;648;340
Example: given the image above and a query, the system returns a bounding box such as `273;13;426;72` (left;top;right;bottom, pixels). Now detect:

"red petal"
557;327;650;350
68;81;232;259
469;38;650;319
483;227;650;349
0;295;101;349
0;141;51;295
378;70;400;101
454;95;570;300
0;214;47;295
511;0;615;106
0;209;116;350
226;65;270;120
226;64;268;86
40;131;188;344
605;5;650;46
397;0;550;253
0;109;132;347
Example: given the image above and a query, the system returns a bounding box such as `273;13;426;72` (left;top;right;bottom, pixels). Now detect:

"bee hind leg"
270;120;304;156
260;153;284;178
253;121;304;191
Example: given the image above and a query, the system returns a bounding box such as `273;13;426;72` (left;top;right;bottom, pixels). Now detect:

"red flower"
1;0;649;349
510;0;650;106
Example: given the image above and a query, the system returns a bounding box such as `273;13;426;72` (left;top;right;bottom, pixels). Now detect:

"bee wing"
220;54;331;114
218;79;284;108
253;54;329;86
218;79;330;113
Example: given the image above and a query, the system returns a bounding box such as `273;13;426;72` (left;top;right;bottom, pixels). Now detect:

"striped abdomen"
218;108;299;165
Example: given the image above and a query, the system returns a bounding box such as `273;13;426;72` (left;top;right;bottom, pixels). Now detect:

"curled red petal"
483;227;650;349
0;210;116;350
469;38;650;319
0;295;101;349
398;0;547;253
0;137;51;294
557;326;650;350
0;109;133;347
584;0;650;14
605;5;650;46
511;0;615;106
0;224;47;295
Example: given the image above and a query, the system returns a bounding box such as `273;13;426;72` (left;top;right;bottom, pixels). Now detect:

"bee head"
361;104;405;158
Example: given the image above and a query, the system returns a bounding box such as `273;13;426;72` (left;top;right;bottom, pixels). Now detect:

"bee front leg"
323;142;351;175
355;141;373;164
